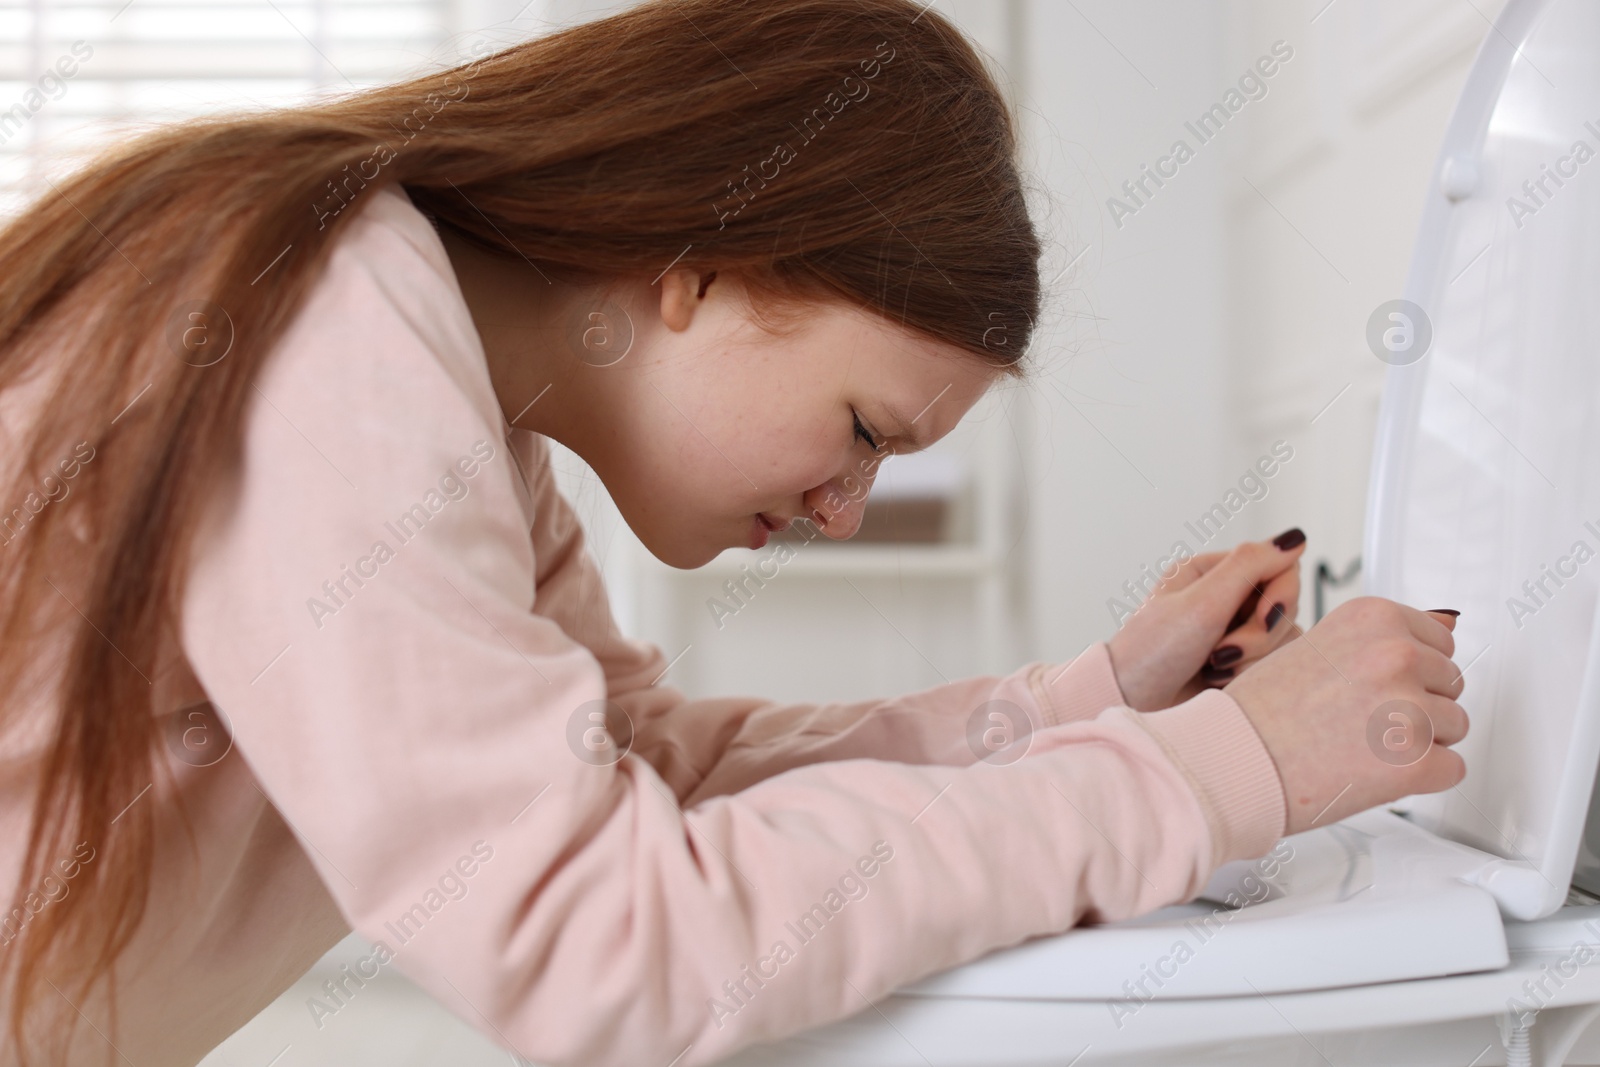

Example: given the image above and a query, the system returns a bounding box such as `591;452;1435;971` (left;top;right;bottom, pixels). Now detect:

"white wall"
1013;0;1234;660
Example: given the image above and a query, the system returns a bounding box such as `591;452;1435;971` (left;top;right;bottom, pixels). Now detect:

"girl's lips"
748;513;788;550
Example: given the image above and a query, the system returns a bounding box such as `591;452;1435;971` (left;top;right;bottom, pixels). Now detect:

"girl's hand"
1224;601;1466;835
1105;529;1308;711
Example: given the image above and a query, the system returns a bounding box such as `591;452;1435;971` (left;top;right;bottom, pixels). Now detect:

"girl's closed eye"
852;410;880;450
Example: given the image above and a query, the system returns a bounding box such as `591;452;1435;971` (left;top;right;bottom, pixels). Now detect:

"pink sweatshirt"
0;183;1286;1066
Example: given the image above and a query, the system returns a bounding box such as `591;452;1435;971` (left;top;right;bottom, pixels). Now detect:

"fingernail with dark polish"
1199;663;1234;683
1227;590;1262;633
1208;644;1244;667
1429;608;1461;617
1272;527;1306;551
1265;602;1286;630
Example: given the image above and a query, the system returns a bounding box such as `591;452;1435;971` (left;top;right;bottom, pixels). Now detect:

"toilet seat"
719;0;1600;1062
718;942;1600;1067
899;807;1510;1001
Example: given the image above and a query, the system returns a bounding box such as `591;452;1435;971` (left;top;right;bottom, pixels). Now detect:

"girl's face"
576;271;1000;569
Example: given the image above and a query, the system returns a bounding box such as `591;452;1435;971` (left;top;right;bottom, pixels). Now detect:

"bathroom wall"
1011;0;1234;662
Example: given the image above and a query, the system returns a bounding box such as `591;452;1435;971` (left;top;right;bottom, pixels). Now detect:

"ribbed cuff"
1029;642;1128;729
1127;688;1287;866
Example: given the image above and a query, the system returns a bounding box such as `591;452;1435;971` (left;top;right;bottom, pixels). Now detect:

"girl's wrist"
1105;631;1158;712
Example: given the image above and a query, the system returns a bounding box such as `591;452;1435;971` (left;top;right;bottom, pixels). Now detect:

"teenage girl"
0;1;1467;1064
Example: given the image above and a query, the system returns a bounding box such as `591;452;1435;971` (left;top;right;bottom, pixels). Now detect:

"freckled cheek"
722;402;850;494
798;451;850;491
735;427;833;488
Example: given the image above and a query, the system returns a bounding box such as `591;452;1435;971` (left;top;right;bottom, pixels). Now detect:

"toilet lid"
1363;0;1600;920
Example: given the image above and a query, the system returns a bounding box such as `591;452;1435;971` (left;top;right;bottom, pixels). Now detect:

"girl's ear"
657;268;699;331
658;269;718;331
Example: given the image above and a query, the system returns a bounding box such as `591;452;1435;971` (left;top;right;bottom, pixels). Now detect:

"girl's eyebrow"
884;403;930;452
895;383;953;451
889;399;934;451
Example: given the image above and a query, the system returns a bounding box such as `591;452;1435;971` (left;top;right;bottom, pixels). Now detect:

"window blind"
0;0;512;217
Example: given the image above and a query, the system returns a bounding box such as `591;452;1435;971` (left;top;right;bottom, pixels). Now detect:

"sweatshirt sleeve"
179;186;1287;1067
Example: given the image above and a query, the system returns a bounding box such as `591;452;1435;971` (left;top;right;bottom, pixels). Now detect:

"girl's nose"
804;475;872;540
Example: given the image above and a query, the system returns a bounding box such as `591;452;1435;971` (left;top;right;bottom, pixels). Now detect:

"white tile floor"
198;933;528;1067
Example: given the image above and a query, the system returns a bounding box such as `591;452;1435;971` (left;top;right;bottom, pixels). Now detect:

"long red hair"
0;0;1040;1058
